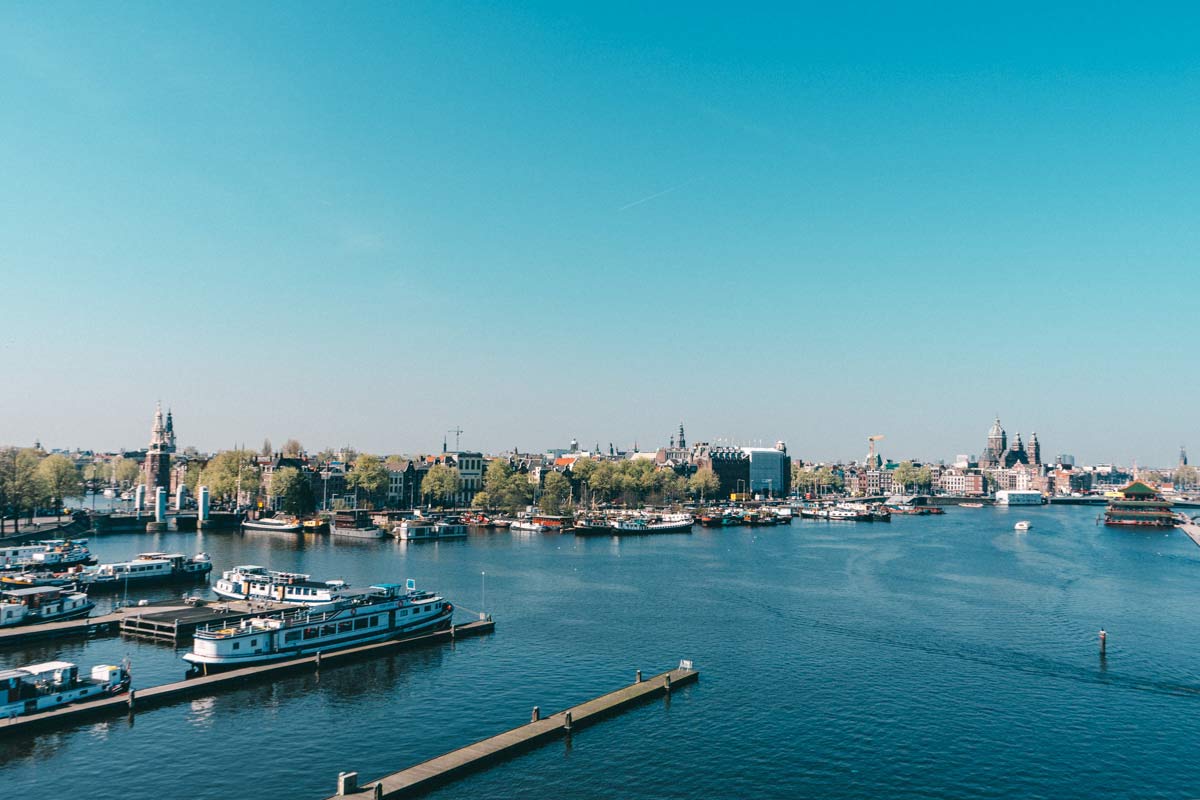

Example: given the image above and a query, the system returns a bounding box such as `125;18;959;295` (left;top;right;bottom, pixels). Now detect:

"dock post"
564;711;572;732
316;651;322;669
336;772;358;795
127;689;136;711
373;784;383;800
531;706;540;722
1100;629;1107;657
664;673;671;694
636;669;642;683
450;624;456;640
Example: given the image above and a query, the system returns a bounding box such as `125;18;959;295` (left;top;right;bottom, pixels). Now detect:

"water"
5;506;1200;799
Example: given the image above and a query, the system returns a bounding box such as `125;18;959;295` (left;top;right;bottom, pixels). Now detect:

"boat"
394;519;468;541
572;515;614;535
0;586;95;628
70;552;212;592
102;487;118;499
213;565;350;606
1014;520;1031;531
491;519;513;529
330;510;386;539
612;513;694;534
183;579;453;670
0;571;76;588
461;513;492;527
1;660;130;717
510;520;548;532
959;503;984;508
302;518;329;534
0;540;94;572
242;516;302;533
1103;481;1178;528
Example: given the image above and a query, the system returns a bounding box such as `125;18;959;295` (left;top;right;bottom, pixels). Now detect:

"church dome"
988;417;1004;438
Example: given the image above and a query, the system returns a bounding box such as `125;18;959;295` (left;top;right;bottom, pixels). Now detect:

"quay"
327;663;699;800
1177;519;1200;549
119;599;293;643
0;618;495;737
0;603;189;648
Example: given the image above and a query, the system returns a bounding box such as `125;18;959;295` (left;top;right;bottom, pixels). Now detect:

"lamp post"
320;470;330;511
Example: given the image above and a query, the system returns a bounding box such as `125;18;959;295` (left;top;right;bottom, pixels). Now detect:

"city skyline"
3;4;1197;465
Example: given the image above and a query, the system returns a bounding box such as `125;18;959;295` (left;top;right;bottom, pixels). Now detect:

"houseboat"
612;513;694;534
1103;481;1178;528
0;586;95;627
183;579;453;669
213;565;350;605
394;519;468;541
242;516;303;534
330;510;386;539
572;515;614;535
0;540;94;571
71;552;212;591
1;660;130;717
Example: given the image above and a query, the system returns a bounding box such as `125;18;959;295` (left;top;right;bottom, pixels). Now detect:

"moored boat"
1;660;130;717
0;540;94;572
242;516;303;534
330;510;386;539
70;552;212;592
183;579;453;670
394;519;468;541
0;586;95;628
612;513;694;534
213;565;350;606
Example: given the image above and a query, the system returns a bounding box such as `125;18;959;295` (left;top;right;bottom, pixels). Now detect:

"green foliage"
688;468;720;500
36;454;82;513
792;465;844;495
113;458;142;487
282;439;303;458
539;471;571;514
422;463;462;507
347;454;389;502
182;461;204;494
272;467;316;515
891;461;932;492
199;449;260;501
471;490;491;508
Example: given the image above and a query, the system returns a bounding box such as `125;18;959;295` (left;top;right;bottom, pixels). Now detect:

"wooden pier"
119;600;293;643
0;604;189;648
1;618;495;737
1177;520;1200;548
327;664;699;800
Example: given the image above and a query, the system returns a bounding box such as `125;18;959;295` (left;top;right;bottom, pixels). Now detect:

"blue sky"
2;2;1196;465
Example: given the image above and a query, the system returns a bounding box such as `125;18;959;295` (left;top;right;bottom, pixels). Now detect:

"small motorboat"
1014;520;1032;531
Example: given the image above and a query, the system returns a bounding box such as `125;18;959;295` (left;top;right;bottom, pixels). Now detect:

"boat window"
250;639;257;646
353;618;368;630
232;642;240;650
370;616;379;626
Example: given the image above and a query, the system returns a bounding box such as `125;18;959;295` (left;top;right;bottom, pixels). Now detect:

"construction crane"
448;426;464;451
867;435;885;466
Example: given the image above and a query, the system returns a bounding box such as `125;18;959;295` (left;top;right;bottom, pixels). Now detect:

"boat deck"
119;600;294;643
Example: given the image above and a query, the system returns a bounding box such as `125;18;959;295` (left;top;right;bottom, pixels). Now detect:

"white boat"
510;520;548;532
612;513;694;534
1;660;130;718
395;520;468;541
183;579;453;669
1015;520;1032;531
0;540;94;571
242;516;303;534
213;565;350;606
0;586;95;628
102;487;118;499
71;552;212;592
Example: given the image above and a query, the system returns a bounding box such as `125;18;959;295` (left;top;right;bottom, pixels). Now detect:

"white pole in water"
481;571;486;618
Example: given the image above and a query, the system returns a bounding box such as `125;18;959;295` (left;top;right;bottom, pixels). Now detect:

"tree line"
0;448;85;532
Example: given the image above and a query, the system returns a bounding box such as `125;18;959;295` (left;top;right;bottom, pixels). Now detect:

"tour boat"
330;510;386;539
0;540;94;572
510;520;548;532
0;586;95;628
1015;521;1032;531
213;565;350;606
959;503;984;508
70;552;212;591
395;519;468;541
242;516;303;534
612;513;694;534
183;579;453;669
1;660;130;718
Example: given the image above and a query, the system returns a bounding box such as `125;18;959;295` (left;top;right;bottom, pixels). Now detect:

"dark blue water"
4;506;1200;799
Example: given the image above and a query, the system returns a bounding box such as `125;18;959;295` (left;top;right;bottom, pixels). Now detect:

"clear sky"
2;2;1197;465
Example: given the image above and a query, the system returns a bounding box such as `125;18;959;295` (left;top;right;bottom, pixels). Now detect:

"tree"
113;458;142;488
9;448;44;524
347;454;388;508
422;463;462;507
1176;465;1199;489
282;439;303;458
261;438;273;457
688;468;720;502
539;471;571;514
36;454;82;519
199;449;260;504
891;461;918;493
182;461;204;494
471;490;491;508
272;466;316;516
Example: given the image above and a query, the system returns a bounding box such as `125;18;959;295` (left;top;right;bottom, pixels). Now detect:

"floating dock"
1;618;495;737
119;600;293;643
327;664;699;799
0;604;190;647
1177;520;1200;548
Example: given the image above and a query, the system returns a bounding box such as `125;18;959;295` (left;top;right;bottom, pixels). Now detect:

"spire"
678;422;686;449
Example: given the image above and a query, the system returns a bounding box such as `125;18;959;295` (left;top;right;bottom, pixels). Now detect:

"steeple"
678;422;686;450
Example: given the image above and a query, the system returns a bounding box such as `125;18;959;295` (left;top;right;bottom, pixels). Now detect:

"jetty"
1;618;494;736
327;663;699;799
0;603;189;647
1177;519;1200;549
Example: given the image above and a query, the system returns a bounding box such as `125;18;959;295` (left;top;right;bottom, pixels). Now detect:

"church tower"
678;422;686;450
144;403;176;491
984;417;1007;467
1029;432;1041;466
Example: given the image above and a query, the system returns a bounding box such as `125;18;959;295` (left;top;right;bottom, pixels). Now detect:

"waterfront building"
937;470;985;496
694;446;750;498
739;442;791;498
1103;481;1176;527
979;418;1040;469
142;403;176;491
1052;466;1092;494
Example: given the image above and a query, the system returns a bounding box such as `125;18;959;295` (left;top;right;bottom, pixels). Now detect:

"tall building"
980;418;1035;469
143;403;176;491
1028;432;1041;466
